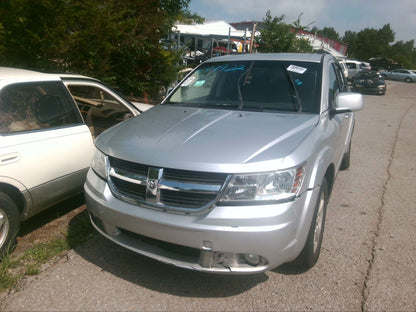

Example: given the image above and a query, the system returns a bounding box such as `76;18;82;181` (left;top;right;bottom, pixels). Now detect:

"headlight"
91;148;108;179
220;165;305;203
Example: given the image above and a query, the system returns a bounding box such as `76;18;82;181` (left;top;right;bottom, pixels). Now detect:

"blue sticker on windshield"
201;64;246;74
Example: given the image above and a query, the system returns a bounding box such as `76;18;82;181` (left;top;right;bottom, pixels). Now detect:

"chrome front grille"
107;156;229;212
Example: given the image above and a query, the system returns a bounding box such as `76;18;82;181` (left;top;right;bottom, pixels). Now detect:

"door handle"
0;153;20;165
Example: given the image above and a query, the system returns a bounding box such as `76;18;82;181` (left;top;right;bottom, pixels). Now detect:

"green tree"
0;23;5;56
0;0;67;69
311;26;340;42
387;40;416;68
256;10;312;53
0;0;190;98
177;10;205;24
342;24;395;60
292;13;315;32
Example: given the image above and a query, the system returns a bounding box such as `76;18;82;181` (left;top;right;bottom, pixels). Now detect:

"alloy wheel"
0;208;10;247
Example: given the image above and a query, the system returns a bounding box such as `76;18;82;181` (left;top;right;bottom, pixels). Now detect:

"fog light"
244;253;261;266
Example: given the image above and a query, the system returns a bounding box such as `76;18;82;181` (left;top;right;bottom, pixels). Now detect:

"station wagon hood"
96;105;319;172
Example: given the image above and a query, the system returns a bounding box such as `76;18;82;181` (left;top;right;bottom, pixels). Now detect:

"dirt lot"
13;194;87;255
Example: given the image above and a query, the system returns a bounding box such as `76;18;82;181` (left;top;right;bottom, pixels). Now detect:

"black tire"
339;141;351;170
294;178;328;270
405;77;412;83
0;192;20;259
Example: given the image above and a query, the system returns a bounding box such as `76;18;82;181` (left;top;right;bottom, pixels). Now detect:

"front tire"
294;178;329;269
0;192;20;259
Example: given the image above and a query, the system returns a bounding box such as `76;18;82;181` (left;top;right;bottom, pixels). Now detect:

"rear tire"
0;192;20;259
293;178;328;270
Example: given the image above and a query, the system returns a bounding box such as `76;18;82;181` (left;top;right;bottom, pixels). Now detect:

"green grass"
0;210;95;292
0;254;21;290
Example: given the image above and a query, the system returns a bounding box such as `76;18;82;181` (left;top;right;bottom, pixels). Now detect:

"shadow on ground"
70;223;269;298
19;193;86;237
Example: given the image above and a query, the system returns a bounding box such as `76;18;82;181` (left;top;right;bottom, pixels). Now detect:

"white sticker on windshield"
181;76;196;87
287;65;307;74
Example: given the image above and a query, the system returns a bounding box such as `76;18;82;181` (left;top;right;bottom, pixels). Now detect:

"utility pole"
249;22;257;53
227;27;231;55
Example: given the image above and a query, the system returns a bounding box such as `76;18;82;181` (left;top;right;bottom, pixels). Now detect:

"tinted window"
328;64;341;108
346;62;357;69
0;81;82;134
166;60;322;114
334;63;347;91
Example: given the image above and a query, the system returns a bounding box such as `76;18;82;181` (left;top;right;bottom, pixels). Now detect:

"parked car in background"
0;67;150;257
381;69;416;83
85;53;363;274
338;60;349;79
352;71;386;95
340;59;371;80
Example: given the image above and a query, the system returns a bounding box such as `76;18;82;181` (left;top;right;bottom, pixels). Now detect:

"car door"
0;79;93;218
398;69;409;82
391;70;402;81
62;79;140;138
346;62;359;78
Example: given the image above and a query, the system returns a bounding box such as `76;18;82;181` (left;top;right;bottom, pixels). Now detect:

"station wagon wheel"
0;192;20;259
294;178;328;270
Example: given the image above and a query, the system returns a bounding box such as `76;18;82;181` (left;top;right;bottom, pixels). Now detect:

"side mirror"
334;92;364;114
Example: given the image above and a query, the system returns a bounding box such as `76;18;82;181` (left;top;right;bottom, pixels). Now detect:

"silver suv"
85;53;363;273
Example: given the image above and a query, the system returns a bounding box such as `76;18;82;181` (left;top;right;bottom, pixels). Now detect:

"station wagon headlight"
91;148;108;179
221;166;305;203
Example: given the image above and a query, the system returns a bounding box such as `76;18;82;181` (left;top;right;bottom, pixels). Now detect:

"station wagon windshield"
165;60;322;114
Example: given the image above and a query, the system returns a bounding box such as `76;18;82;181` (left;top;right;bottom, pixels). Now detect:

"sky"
188;0;416;44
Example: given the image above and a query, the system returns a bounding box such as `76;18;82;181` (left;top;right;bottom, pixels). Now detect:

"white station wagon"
0;67;151;257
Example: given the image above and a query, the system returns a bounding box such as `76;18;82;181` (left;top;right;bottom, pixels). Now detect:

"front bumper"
84;169;320;274
353;84;386;94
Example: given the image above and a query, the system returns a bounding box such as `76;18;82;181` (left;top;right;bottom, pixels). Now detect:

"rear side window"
0;81;82;134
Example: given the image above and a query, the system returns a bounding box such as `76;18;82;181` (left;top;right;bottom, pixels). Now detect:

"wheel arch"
0;182;28;217
306;144;336;195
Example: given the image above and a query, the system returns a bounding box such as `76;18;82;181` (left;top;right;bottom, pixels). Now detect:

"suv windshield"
165;60;322;114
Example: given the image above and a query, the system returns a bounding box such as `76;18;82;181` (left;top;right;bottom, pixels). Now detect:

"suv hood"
96;105;319;173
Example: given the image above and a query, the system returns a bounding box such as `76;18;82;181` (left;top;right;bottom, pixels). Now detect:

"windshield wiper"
282;65;303;112
237;61;254;109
